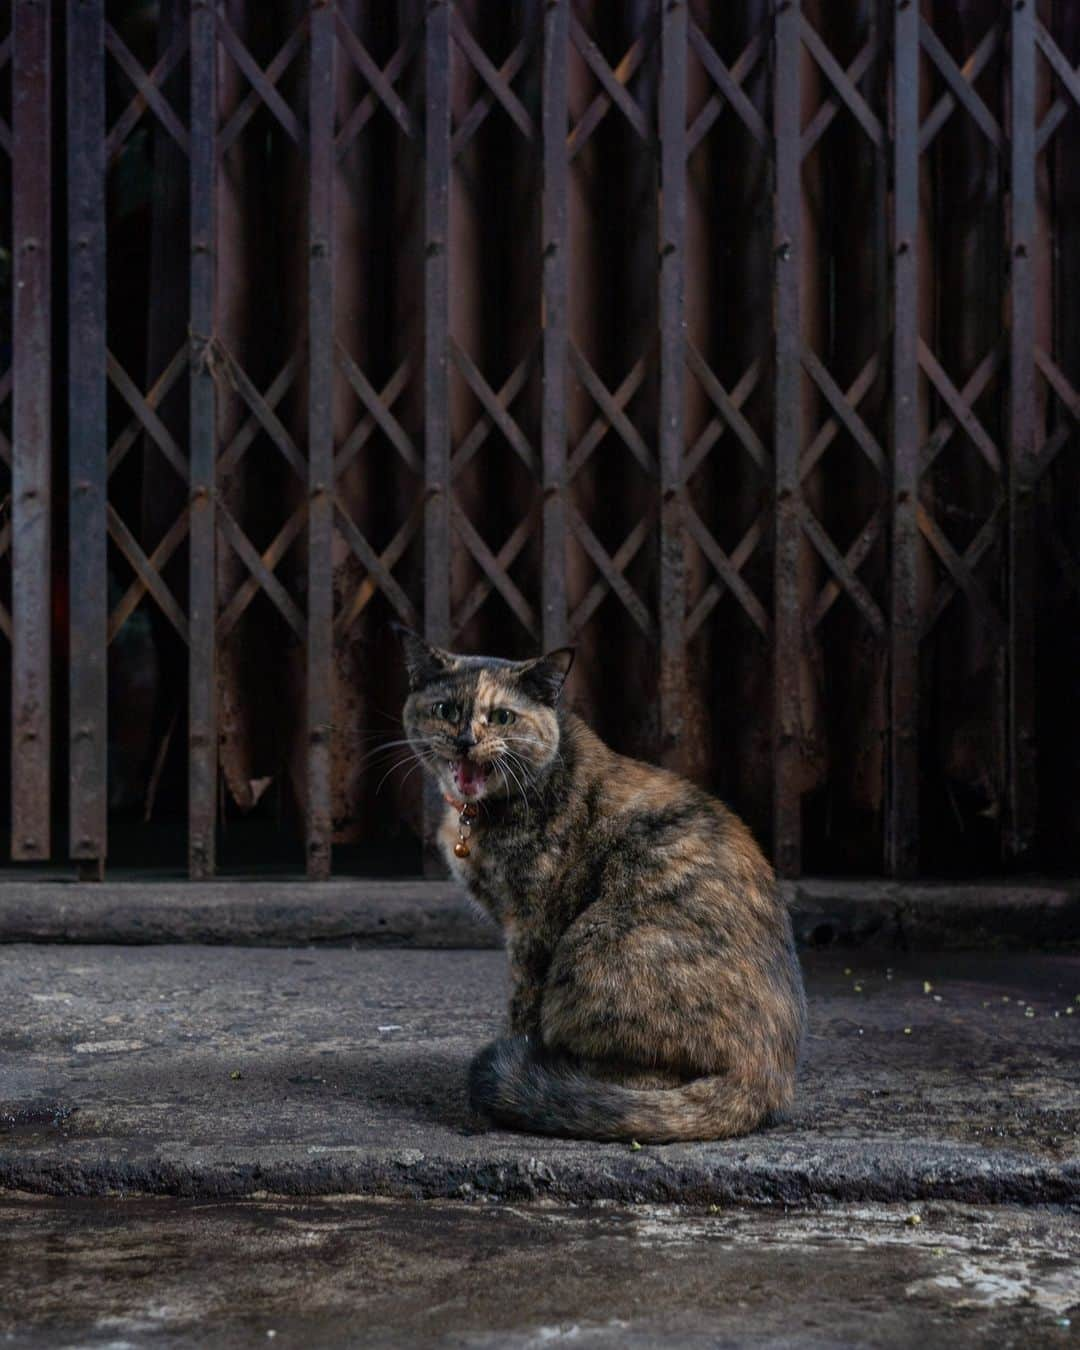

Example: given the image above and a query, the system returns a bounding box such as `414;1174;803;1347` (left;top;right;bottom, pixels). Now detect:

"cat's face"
397;630;573;805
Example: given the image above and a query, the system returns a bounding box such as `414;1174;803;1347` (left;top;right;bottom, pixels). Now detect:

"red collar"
443;793;480;820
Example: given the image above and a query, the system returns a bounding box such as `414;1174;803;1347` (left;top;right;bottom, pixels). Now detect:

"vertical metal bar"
772;0;802;877
67;0;108;877
11;0;51;860
873;0;891;869
307;2;334;879
658;0;686;770
189;0;218;878
1007;0;1037;859
423;0;451;855
541;0;569;654
425;0;451;649
888;0;920;877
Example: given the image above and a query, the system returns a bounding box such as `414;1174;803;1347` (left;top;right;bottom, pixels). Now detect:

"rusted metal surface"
445;2;542;665
10;0;50;860
0;1;1076;881
424;1;450;650
188;0;217;879
561;6;659;769
1007;0;1037;862
1042;0;1080;863
772;0;804;878
541;0;569;654
888;0;920;878
422;0;451;856
658;0;686;770
306;1;335;880
680;1;772;832
921;2;1008;875
67;0;108;874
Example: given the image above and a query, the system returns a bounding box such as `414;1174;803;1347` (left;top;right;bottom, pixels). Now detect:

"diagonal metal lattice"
681;18;776;645
563;12;660;642
331;10;425;637
101;22;192;656
914;18;1007;642
445;3;541;643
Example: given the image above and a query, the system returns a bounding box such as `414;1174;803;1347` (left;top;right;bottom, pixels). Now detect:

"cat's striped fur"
398;629;806;1142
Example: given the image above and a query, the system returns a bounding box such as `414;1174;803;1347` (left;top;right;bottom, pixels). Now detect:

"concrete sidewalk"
2;945;1078;1205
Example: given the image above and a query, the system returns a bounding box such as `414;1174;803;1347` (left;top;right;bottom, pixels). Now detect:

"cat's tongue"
453;759;488;798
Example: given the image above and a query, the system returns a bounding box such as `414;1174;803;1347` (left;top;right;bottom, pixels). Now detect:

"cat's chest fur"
439;806;562;923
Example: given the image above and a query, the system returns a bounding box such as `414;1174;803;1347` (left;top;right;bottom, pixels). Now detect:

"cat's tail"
468;1037;789;1143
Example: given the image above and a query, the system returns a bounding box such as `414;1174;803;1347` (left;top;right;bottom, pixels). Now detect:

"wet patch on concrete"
1;1196;1077;1348
0;1101;88;1151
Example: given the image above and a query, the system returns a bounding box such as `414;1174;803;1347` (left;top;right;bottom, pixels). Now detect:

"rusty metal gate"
0;0;1078;881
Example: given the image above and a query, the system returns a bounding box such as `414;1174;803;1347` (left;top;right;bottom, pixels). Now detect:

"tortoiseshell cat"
397;629;806;1142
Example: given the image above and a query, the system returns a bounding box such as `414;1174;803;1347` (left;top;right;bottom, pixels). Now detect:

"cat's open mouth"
452;758;489;798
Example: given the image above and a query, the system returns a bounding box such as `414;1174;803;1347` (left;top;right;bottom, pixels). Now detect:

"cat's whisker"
494;761;518;818
501;748;537;795
372;752;421;794
503;741;564;786
390;754;433;796
501;733;566;772
498;753;531;823
354;737;436;771
374;749;435;796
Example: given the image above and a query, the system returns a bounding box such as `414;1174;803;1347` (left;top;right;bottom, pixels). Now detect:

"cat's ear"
391;623;454;690
518;647;575;705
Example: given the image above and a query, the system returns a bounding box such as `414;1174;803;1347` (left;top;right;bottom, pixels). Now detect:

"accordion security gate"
1;1;1079;880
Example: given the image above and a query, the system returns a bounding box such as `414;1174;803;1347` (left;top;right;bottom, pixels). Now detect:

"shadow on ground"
1;947;1079;1203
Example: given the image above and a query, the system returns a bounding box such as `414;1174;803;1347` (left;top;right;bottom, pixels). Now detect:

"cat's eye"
490;708;515;726
431;701;459;721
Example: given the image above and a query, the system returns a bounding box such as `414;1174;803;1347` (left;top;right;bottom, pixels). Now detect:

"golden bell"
453;840;470;859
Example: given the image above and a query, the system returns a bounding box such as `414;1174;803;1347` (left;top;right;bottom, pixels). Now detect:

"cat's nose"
453;730;477;753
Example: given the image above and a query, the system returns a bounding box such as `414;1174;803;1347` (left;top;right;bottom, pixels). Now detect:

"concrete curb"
3;1140;1078;1207
787;878;1080;949
0;880;501;948
0;877;1077;948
